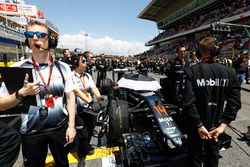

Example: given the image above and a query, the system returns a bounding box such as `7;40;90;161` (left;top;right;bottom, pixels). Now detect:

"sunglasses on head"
81;59;88;64
24;31;48;38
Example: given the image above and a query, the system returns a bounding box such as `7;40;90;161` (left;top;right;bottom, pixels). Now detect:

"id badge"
39;106;48;116
45;95;55;108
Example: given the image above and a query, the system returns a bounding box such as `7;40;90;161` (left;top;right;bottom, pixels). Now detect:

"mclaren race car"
104;70;187;167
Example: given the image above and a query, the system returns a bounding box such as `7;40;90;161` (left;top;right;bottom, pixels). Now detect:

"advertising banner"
219;39;250;51
18;4;37;17
0;3;18;14
0;3;5;11
0;3;37;17
5;3;18;13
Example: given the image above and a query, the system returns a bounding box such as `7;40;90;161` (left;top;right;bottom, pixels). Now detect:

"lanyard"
32;57;53;94
80;75;88;94
201;56;216;63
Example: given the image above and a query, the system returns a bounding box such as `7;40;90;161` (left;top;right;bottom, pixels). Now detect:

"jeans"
237;73;245;85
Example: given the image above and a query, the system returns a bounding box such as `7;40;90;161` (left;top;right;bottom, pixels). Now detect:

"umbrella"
117;73;161;91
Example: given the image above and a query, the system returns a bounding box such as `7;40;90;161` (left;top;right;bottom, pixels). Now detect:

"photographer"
57;49;73;69
183;37;241;167
136;56;149;75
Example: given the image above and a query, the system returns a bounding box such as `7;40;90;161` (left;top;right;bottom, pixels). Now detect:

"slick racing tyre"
108;100;129;144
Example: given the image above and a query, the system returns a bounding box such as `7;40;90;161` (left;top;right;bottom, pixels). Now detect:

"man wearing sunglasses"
162;45;190;132
71;54;102;167
164;45;190;103
83;51;95;76
0;20;77;167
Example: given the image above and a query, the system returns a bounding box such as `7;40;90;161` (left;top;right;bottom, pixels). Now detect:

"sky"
25;0;158;56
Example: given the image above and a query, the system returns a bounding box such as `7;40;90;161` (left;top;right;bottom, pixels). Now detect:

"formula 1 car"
105;70;187;166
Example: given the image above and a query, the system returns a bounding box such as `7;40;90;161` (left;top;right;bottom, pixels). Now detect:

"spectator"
189;51;200;66
233;50;249;85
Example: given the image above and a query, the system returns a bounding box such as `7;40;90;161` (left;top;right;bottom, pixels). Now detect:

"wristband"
15;90;25;101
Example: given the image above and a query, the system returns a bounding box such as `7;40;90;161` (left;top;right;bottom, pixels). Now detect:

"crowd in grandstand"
148;0;250;44
0;17;26;35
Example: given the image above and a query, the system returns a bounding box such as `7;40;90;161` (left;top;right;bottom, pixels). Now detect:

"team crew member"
95;54;107;88
71;54;102;167
0;75;38;166
117;56;126;81
182;37;241;167
164;45;190;104
83;51;95;76
0;20;76;167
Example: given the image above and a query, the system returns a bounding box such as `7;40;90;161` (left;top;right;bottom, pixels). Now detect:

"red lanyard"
32;57;53;94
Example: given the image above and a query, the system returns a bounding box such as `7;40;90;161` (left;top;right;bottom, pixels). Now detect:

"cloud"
58;31;148;56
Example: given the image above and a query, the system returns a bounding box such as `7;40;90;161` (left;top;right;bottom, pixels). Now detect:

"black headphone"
71;55;81;68
196;43;220;58
25;31;58;49
210;44;220;57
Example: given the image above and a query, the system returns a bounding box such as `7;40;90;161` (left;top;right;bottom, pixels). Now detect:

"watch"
15;90;25;101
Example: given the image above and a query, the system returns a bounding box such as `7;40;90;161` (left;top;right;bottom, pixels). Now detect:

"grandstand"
0;0;58;66
138;0;250;58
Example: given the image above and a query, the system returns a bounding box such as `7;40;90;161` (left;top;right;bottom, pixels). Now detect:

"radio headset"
196;42;220;58
71;48;88;68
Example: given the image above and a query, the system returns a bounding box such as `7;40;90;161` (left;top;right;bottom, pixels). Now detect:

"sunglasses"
24;31;48;38
81;59;88;64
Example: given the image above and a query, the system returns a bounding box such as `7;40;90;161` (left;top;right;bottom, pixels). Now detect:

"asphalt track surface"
10;70;250;167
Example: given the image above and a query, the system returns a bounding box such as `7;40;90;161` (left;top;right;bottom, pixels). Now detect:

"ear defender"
210;45;220;57
48;35;58;49
71;55;80;68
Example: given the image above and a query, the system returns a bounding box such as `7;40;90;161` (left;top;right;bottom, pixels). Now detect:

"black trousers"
0;121;20;167
96;71;106;88
76;112;96;158
187;128;219;167
117;72;124;81
22;125;69;167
